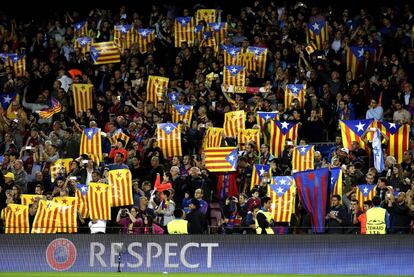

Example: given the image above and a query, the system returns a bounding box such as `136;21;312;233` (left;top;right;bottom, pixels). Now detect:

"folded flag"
204;147;238;172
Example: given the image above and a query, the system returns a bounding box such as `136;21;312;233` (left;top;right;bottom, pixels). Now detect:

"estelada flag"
202;127;223;149
174;17;195;47
285;84;306;109
346;46;376;79
76;184;89;219
90;41;121;65
194;25;205;43
256;111;279;131
196;9;216;24
114;24;135;50
136;28;155;54
268;121;298;158
223;65;246;87
208;22;227;45
74;36;92;54
269;176;296;223
157;123;182;158
199;31;216;50
376;121;410;164
52;197;78;233
238;129;260;151
222;45;242;66
250;164;270;189
8;53;26;77
87;183;112;220
74;21;88;36
21;194;44;205
108;129;130;146
4;204;29;234
223;110;245;138
80;127;102;163
356;184;377;210
246;47;268;78
330;167;343;199
306;19;329;50
72;83;93;115
31;200;61;234
292;145;315;173
146;75;169;105
108;169;134;207
204;147;238;172
339;119;375;150
171;104;193;124
38;97;62;119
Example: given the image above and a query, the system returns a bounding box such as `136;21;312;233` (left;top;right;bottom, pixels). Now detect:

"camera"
120;209;128;217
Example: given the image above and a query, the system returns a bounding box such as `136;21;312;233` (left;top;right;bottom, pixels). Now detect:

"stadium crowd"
0;0;414;235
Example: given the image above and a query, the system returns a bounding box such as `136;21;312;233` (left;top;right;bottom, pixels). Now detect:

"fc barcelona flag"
250;164;270;189
146;75;169;105
223;110;245;138
268;121;298;158
293;168;329;233
174;17;195;47
285;84;306;109
222;45;242;66
204;147;238;172
108;169;134;207
172;104;193;123
31;200;61;234
202;127;223;149
74;21;88;36
90;41;121;65
238;129;260;151
72;83;93;115
339;119;375;150
208;22;227;45
269;176;296;223
306;19;329;50
4;204;29;234
257;111;278;131
136;28;155;54
38;97;62;119
87;183;112;220
223;65;245;87
292;145;315;172
246;47;268;78
108;129;130;146
114;24;135;50
199;31;216;50
80;127;102;163
376;121;410;164
196;9;216;24
74;36;92;54
346;46;376;79
356;184;377;210
330;167;343;199
76;184;89;218
157;123;182;158
52;197;78;233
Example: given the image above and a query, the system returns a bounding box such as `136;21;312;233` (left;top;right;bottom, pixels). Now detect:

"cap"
340;148;349;154
4;172;15;180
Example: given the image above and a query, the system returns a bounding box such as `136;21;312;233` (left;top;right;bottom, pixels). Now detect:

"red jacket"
109;147;128;162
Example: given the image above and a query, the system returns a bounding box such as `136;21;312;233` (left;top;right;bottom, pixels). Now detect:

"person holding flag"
361;127;389;171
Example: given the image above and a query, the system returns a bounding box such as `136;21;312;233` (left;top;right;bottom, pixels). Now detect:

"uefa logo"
46;238;77;271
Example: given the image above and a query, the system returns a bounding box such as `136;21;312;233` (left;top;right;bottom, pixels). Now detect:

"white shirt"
89;220;106;234
404;93;411;106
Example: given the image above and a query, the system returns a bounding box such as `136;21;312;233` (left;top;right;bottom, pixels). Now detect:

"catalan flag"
51;158;73;174
74;21;88;36
0;91;16;112
269;176;296;223
50;163;66;183
346;46;377;79
268;121;299;158
90;41;121;65
356;184;377;210
250;164;270;189
38;97;62;119
80;127;102;163
8;53;26;77
87;183;112;220
285;84;306;109
202;127;223;149
114;24;135;50
171;104;193;123
167;92;179;103
330;167;343;198
108;169;134;207
339;119;374;150
76;184;89;218
74;36;92;54
157;123;182;158
146;75;169;105
194;25;205;43
222;45;242;66
4;204;29;234
208;22;227;45
72;83;93;115
136;28;155;54
376;121;410;164
21;194;42;205
204;147;238;172
223;65;246;87
246;47;268;78
52;197;78;233
31;200;61;234
174;17;195;48
257;111;278;131
108;129;130;146
306;19;329;50
238;129;260;151
305;41;317;55
223;110;245;138
196;9;216;24
199;31;216;50
292;145;315;172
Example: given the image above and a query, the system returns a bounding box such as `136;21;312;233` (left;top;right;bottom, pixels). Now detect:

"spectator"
187;199;208;234
167;209;188;234
116;207;143;234
325;195;347;234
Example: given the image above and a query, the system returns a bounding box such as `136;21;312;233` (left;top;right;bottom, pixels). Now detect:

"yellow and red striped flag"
146;75;169;105
52;197;78;233
269;121;299;158
136;28;155;54
238;129;260;151
8;53;26;77
108;169;134;207
202;127;223;149
38;97;62;119
21;194;43;205
196;9;217;24
87;183;112;220
346;46;376;79
339;119;375;150
223;110;245;138
257;111;279;131
31;200;61;234
80;127;102;163
174;17;195;47
171;104;193;123
194;25;205;43
222;45;242;66
355;184;377;210
376;121;410;164
4;204;29;234
199;31;216;50
292;145;315;172
108;129;130;146
204;147;238;172
223;65;245;87
157;123;182;158
330;167;343;199
72;83;93;115
250;164;270;189
269;176;296;222
90;41;121;65
74;21;88;36
306;19;329;50
305;41;317;55
76;184;89;218
208;22;227;45
114;24;135;50
74;36;92;54
285;84;306;109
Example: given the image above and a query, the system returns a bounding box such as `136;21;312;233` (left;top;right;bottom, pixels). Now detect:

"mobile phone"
117;96;121;101
81;160;88;164
69;176;77;180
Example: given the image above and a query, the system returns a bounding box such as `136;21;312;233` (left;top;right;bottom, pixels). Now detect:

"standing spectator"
187;199;208;234
384;189;412;234
366;99;383;120
366;196;389;234
167;209;188;234
325;195;347;234
116;207;143;234
11;160;28;193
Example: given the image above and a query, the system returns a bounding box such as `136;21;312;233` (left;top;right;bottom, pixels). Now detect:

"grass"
1;273;413;277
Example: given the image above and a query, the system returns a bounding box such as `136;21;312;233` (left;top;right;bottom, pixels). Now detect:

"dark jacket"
326;204;347;234
187;209;208;234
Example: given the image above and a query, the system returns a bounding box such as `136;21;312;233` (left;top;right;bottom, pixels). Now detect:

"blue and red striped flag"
204;147;238;172
293;167;329;233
